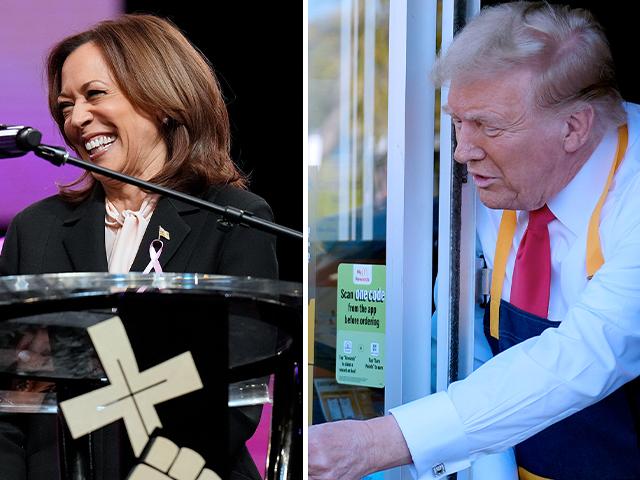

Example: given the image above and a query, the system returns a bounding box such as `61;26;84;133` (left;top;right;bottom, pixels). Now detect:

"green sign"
336;263;386;388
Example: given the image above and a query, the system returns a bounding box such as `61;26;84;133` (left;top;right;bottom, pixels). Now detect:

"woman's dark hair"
47;14;246;202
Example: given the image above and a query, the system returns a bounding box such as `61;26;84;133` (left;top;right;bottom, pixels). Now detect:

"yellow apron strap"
489;210;517;339
586;124;628;278
518;466;551;480
489;125;628;340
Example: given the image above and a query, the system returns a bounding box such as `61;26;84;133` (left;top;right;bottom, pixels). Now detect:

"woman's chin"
90;172;125;188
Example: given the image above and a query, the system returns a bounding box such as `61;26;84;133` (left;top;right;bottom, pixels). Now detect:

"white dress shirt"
390;102;640;479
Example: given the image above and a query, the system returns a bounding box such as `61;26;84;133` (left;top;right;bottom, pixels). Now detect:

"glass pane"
309;0;389;424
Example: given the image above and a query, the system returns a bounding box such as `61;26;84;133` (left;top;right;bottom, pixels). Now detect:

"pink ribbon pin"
143;239;164;274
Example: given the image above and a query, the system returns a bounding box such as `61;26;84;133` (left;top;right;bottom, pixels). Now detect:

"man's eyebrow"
443;106;506;124
466;111;505;123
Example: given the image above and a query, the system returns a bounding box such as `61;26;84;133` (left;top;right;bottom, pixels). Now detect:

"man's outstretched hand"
308;415;412;480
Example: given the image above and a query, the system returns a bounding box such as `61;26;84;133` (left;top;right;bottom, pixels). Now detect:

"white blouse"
104;194;160;273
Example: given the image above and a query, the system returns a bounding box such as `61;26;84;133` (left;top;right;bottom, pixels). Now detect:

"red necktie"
510;205;555;318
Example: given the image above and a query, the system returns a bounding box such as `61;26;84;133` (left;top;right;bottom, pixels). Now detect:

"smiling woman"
0;13;278;480
46;15;245;208
56;42;168;193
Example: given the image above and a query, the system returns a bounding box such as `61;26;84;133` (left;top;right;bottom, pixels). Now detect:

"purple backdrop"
0;0;122;228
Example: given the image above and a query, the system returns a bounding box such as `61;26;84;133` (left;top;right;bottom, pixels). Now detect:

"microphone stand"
33;144;303;240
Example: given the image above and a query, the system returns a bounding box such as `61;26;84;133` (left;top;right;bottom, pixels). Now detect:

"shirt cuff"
389;392;471;479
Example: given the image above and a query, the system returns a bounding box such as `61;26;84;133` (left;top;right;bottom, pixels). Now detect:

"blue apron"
484;126;640;479
483;302;640;479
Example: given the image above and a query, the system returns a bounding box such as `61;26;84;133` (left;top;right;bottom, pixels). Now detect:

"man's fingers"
15;329;52;370
28;329;51;355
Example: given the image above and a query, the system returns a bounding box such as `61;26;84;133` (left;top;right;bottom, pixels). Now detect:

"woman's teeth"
85;135;116;154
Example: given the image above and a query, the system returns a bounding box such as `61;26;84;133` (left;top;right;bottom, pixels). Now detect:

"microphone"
0;123;302;239
0;125;42;158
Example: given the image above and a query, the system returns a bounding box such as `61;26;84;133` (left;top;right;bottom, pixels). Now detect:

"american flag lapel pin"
158;226;170;241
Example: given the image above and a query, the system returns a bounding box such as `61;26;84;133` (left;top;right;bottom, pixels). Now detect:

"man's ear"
563;104;595;153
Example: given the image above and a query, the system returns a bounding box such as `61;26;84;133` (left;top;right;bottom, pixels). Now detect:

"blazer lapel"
61;186;109;272
130;196;193;272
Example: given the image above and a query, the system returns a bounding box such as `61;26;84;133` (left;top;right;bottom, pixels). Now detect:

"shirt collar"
540;127;619;235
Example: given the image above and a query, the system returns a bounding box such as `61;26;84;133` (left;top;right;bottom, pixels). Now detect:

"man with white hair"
309;2;640;479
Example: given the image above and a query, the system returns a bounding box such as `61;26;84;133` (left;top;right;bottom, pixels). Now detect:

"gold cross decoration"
59;317;203;456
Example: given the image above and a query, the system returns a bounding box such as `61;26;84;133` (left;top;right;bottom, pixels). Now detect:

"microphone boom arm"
33;143;303;240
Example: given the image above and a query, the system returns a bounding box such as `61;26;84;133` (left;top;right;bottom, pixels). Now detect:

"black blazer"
0;183;277;279
0;183;278;480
